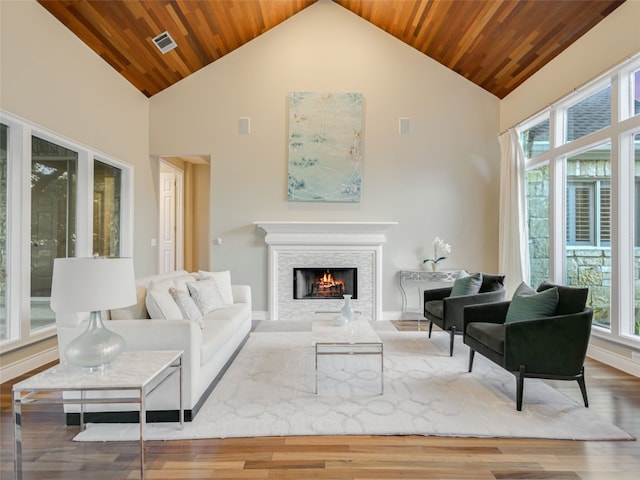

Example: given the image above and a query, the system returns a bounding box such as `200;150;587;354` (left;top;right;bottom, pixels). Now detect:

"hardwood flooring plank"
245;459;326;469
157;460;246;470
492;472;580;479
143;470;269;480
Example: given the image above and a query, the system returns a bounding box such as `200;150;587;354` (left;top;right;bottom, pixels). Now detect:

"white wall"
501;0;640;130
149;0;501;315
0;0;155;277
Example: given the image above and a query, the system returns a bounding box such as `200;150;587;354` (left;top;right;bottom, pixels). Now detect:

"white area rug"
74;327;633;442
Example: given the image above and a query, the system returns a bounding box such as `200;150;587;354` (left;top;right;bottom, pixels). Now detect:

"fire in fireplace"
293;268;357;299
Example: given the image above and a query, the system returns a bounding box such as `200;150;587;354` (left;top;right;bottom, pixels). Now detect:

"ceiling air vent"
152;31;177;54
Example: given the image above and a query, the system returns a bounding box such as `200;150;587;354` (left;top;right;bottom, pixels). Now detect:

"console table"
13;350;183;480
399;269;462;318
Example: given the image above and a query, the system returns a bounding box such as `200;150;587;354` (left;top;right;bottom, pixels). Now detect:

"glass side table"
13;350;183;480
398;269;462;321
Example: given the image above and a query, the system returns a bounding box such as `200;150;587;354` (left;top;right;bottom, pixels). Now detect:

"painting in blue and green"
288;92;363;202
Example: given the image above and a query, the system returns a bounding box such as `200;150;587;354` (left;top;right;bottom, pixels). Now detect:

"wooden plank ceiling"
38;0;624;99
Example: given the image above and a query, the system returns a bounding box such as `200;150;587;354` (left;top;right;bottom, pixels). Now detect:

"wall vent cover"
152;31;177;54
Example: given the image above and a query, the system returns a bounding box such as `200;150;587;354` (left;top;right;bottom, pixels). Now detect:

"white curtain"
498;128;530;297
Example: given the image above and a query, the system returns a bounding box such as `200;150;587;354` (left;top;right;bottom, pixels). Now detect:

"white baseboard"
254;311;420;321
256;311;425;321
587;344;640;378
252;310;269;321
383;311;425;321
0;347;59;383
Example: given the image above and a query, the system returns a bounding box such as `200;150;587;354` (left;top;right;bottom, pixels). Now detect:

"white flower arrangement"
423;236;452;265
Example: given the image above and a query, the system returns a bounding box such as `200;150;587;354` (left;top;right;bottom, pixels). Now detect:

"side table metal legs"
13;391;22;480
12;351;184;480
314;342;384;394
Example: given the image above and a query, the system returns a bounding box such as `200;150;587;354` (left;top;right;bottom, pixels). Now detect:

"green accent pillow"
450;272;483;297
505;284;559;323
512;281;536;297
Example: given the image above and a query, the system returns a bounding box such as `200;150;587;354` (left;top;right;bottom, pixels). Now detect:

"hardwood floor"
2;321;639;479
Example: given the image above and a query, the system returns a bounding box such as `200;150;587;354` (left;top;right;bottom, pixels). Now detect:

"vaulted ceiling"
37;0;625;99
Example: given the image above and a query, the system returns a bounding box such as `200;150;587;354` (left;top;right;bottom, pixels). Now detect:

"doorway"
158;160;183;273
158;155;210;274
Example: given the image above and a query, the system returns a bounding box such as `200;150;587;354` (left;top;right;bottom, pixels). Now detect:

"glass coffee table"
312;312;384;394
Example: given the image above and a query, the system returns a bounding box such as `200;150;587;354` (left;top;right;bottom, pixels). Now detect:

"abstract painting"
288;92;363;202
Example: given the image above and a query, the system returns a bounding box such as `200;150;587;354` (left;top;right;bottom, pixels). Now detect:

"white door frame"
158;159;184;273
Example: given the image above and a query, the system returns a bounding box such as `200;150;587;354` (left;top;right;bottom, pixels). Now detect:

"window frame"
520;115;551;160
636;179;640;248
0;110;133;352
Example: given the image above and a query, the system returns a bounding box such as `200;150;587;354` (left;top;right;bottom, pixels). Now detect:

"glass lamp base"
64;310;125;369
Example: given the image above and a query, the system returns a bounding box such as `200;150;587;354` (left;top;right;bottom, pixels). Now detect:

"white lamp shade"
50;257;136;313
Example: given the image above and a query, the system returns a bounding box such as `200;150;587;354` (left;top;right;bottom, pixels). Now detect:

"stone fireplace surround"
254;222;397;321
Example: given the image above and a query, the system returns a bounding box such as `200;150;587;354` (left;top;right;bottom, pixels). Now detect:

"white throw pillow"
187;279;228;314
145;279;183;319
198;270;234;304
173;273;197;292
169;287;204;329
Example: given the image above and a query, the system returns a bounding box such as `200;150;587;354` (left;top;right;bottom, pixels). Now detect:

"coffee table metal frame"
12;350;184;480
314;341;384;394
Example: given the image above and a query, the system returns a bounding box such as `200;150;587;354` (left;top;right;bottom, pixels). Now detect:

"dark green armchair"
463;282;593;411
424;273;505;356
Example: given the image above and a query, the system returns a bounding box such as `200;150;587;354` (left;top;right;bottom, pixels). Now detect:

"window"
566;179;610;246
0;124;7;341
567;181;593;244
0;111;132;350
520;118;549;159
523;55;640;347
526;164;550;288
564;145;611;328
30;136;77;331
565;145;612;249
635;134;640;336
634;69;640;117
521;118;550;160
93;160;121;257
566;86;611;142
636;179;640;249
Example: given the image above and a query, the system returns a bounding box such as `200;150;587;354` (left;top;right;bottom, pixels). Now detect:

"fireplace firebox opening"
293;268;357;299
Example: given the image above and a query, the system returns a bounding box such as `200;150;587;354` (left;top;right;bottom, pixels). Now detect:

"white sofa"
55;269;252;423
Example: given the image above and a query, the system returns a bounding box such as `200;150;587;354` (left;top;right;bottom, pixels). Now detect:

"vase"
431;263;438;272
64;311;125;370
334;294;355;325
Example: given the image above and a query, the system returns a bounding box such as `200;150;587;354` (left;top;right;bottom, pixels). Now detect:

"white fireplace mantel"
253;221;397;245
254;221;398;321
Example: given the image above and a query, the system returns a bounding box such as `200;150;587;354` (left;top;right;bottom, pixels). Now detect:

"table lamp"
50;257;136;370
